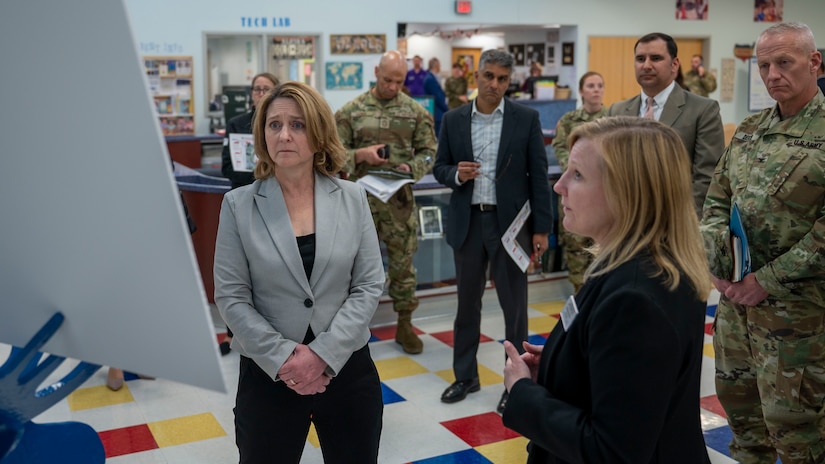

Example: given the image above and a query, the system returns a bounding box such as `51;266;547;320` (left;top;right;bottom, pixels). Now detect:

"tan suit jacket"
214;174;384;380
609;85;725;215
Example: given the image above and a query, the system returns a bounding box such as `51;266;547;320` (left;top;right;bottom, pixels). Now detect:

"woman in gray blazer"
214;82;385;464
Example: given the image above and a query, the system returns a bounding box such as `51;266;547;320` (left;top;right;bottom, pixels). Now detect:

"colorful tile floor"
6;278;741;463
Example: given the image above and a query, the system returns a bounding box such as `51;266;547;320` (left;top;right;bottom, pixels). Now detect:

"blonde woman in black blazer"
214;82;385;464
502;117;712;463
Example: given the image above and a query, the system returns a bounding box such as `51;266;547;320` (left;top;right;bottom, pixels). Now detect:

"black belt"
473;204;497;212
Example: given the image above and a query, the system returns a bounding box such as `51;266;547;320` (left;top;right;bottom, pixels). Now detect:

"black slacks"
234;345;383;464
452;209;529;381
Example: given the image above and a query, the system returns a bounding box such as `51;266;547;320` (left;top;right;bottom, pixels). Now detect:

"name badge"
560;295;579;331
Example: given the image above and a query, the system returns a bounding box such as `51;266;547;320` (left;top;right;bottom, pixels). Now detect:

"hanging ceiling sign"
271;36;314;59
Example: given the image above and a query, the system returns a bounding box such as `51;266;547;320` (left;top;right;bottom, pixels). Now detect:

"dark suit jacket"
221;109;256;189
502;256;710;464
432;98;552;251
608;85;724;216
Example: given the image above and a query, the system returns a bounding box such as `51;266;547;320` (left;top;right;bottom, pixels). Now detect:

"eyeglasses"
474;141;513;183
252;87;273;94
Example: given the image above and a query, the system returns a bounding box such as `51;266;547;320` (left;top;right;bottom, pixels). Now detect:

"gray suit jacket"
432;98;553;251
214;174;384;380
608;85;725;215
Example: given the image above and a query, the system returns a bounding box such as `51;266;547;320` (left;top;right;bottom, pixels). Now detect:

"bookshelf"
143;56;194;135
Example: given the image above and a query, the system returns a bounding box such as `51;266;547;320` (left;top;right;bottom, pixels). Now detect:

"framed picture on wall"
525;43;545;67
508;44;525;66
562;42;575;65
546;45;555;65
419;206;443;238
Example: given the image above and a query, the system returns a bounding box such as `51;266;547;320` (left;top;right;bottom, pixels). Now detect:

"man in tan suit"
609;32;724;216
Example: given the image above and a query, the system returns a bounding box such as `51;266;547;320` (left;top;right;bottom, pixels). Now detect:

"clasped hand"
277;344;331;395
712;273;769;307
503;340;543;392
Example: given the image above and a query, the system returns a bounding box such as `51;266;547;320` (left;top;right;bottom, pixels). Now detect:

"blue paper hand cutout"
0;312;104;463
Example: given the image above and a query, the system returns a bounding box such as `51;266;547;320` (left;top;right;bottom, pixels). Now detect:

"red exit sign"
455;1;472;14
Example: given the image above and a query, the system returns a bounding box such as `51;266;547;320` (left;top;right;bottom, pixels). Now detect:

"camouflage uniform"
551;106;607;292
335;89;437;320
445;76;468;110
684;69;717;97
701;92;825;464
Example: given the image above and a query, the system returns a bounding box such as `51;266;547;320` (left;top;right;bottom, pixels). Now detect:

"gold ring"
289;379;296;386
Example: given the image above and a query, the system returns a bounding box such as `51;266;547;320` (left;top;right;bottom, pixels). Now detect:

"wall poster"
754;0;782;22
675;1;709;20
330;34;386;55
325;62;363;90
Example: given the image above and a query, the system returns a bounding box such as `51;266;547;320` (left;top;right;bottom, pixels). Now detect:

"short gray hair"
759;22;817;54
478;49;514;72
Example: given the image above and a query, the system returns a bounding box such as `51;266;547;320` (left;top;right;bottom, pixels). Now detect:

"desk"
174;163;231;303
166;134;223;169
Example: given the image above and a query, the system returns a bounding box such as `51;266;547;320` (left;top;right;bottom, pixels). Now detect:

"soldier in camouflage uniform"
552;71;607;292
445;62;469;110
700;22;825;464
335;50;437;354
684;54;717;97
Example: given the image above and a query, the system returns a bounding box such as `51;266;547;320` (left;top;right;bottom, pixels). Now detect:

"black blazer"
503;256;710;464
221;109;256;190
432;98;552;251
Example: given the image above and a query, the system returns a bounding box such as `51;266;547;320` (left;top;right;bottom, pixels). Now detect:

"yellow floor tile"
434;364;503;387
307;423;319;448
703;343;715;358
528;315;559;334
530;300;565;315
147;412;226;448
476;436;530;463
374;356;429;381
67;384;134;411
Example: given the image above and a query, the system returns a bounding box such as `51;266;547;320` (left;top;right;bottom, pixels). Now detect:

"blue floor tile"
412;448;493;464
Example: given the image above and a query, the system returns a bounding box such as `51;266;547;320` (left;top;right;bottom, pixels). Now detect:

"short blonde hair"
252;81;347;179
568;116;711;299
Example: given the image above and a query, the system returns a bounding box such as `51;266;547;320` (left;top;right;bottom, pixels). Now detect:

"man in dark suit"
608;32;725;216
433;49;552;414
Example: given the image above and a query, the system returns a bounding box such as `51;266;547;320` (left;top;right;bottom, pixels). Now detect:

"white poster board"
0;0;224;392
748;57;776;112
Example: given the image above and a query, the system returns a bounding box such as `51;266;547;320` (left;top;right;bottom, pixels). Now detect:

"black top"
297;233;316;344
296;233;316;280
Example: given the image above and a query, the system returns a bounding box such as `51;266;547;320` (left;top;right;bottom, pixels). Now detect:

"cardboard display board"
0;0;224;392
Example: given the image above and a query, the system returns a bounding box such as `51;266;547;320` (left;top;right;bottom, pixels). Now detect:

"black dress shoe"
441;378;481;403
496;390;509;414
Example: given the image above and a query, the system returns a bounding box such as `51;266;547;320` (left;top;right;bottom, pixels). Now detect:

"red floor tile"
429;330;494;348
441;412;522;447
370;325;424;341
700;395;727;419
99;424;159;458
